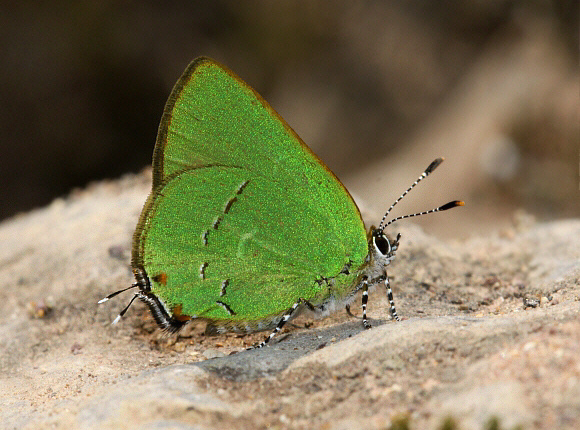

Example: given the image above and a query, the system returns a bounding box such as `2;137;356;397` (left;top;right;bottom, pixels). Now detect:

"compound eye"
374;233;391;255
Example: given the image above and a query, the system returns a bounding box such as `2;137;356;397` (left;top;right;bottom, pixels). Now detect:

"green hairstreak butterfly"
99;57;463;349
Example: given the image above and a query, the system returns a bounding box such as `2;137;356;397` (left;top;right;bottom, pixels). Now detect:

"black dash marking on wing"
223;179;250;213
203;180;250;244
216;300;236;316
236;180;250;194
224;197;237;214
199;262;208;279
340;260;352;275
220;279;229;297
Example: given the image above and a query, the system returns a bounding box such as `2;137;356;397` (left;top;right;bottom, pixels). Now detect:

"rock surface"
0;172;578;430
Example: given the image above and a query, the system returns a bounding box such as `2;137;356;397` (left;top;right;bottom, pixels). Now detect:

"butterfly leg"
385;275;400;321
249;298;310;350
344;277;370;325
361;278;372;329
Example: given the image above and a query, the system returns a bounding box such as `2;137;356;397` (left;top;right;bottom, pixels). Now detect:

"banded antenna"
377;157;464;234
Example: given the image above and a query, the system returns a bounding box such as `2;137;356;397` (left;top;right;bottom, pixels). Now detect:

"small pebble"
523;297;540;309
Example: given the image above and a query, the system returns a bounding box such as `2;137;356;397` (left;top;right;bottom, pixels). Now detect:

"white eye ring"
373;233;391;256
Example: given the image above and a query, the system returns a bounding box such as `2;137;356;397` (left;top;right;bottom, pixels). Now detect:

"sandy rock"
0;172;578;429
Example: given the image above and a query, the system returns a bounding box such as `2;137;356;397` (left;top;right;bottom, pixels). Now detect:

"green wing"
133;57;368;323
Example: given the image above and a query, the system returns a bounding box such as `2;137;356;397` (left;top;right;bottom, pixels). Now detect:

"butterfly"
99;57;463;349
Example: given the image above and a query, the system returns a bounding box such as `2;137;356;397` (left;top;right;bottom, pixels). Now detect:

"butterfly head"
369;228;400;268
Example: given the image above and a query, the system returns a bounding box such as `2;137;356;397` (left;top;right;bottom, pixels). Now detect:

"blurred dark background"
1;1;577;238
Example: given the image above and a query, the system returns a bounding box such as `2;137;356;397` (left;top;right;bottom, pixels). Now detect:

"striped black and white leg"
361;278;371;329
250;299;304;350
385;276;400;321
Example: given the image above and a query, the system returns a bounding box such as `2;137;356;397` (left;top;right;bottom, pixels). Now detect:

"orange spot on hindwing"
172;304;192;322
152;272;168;286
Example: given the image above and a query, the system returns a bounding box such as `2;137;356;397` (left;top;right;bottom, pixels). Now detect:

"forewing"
153;57;365;255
